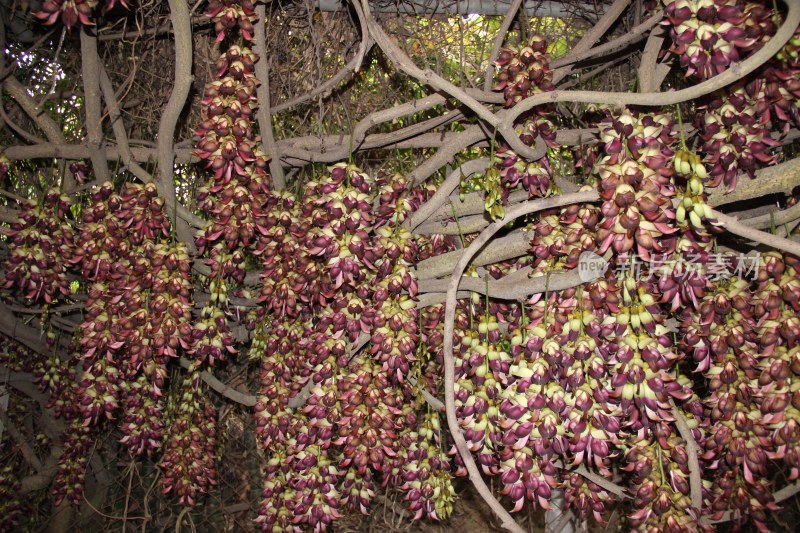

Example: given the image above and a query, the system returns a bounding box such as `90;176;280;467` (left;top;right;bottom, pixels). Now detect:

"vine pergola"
2;0;800;531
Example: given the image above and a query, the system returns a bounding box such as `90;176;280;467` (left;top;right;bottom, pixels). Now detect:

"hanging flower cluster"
696;85;779;190
206;0;257;41
595;109;678;259
0;451;23;531
248;164;441;530
35;0;128;28
674;252;800;531
14;180;204;505
398;410;455;520
368;178;420;381
1;188;75;305
660;1;797;194
437;94;747;527
71;183;188;429
193;0;272;368
51;420;93;505
494;34;554;106
491;33;558;204
159;372;219;507
663;0;776;80
527;197;599;272
625;433;705;532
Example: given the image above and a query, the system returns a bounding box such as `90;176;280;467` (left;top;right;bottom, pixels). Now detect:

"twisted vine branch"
441;190;600;533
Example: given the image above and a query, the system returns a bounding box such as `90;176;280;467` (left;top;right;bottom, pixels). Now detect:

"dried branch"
97;59;206;231
178;358;256;407
441;190;599;533
280;110;465;164
416;189;600;280
254;4;287;190
405;158;490;231
279;92;463;164
156;0;195;247
79;28;111;184
2;76;75;190
0;403;43;472
774;479;800;503
415;211;495;235
506;0;800;126
551;0;633;84
712;208;800;257
417;264;603;307
671;405;703;512
637;24;670;93
19;447;62;494
2;369;67;494
0;306;50;355
414;179;581;236
270;0;374;114
1;119;589;170
360;0;545;162
551;10;663;70
97;15;210;41
410;125;486;185
743;202;800;231
416;227;533;280
0;102;47;144
574;464;628;499
708;157;800;207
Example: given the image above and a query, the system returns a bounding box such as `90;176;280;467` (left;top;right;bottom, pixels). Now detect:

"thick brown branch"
712;208;800;257
2;76;75;190
743;202;800;231
157;0;196;248
410;126;486;185
551;10;663;71
0;306;50;355
360;0;544;162
2;122;590;170
3;370;66;495
414;177;580;236
178;357;256;407
0;403;43;472
405;158;490;231
79;29;111;184
574;464;628;499
671;405;703;513
97;65;206;233
637;24;670;93
708;158;800;207
19;447;62;494
551;0;633;84
416;227;532;280
280;111;465;164
417;264;602;307
254;4;287;190
280;92;463;164
416;189;601;280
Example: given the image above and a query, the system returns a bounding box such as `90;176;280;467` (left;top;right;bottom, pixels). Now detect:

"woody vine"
1;0;800;532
